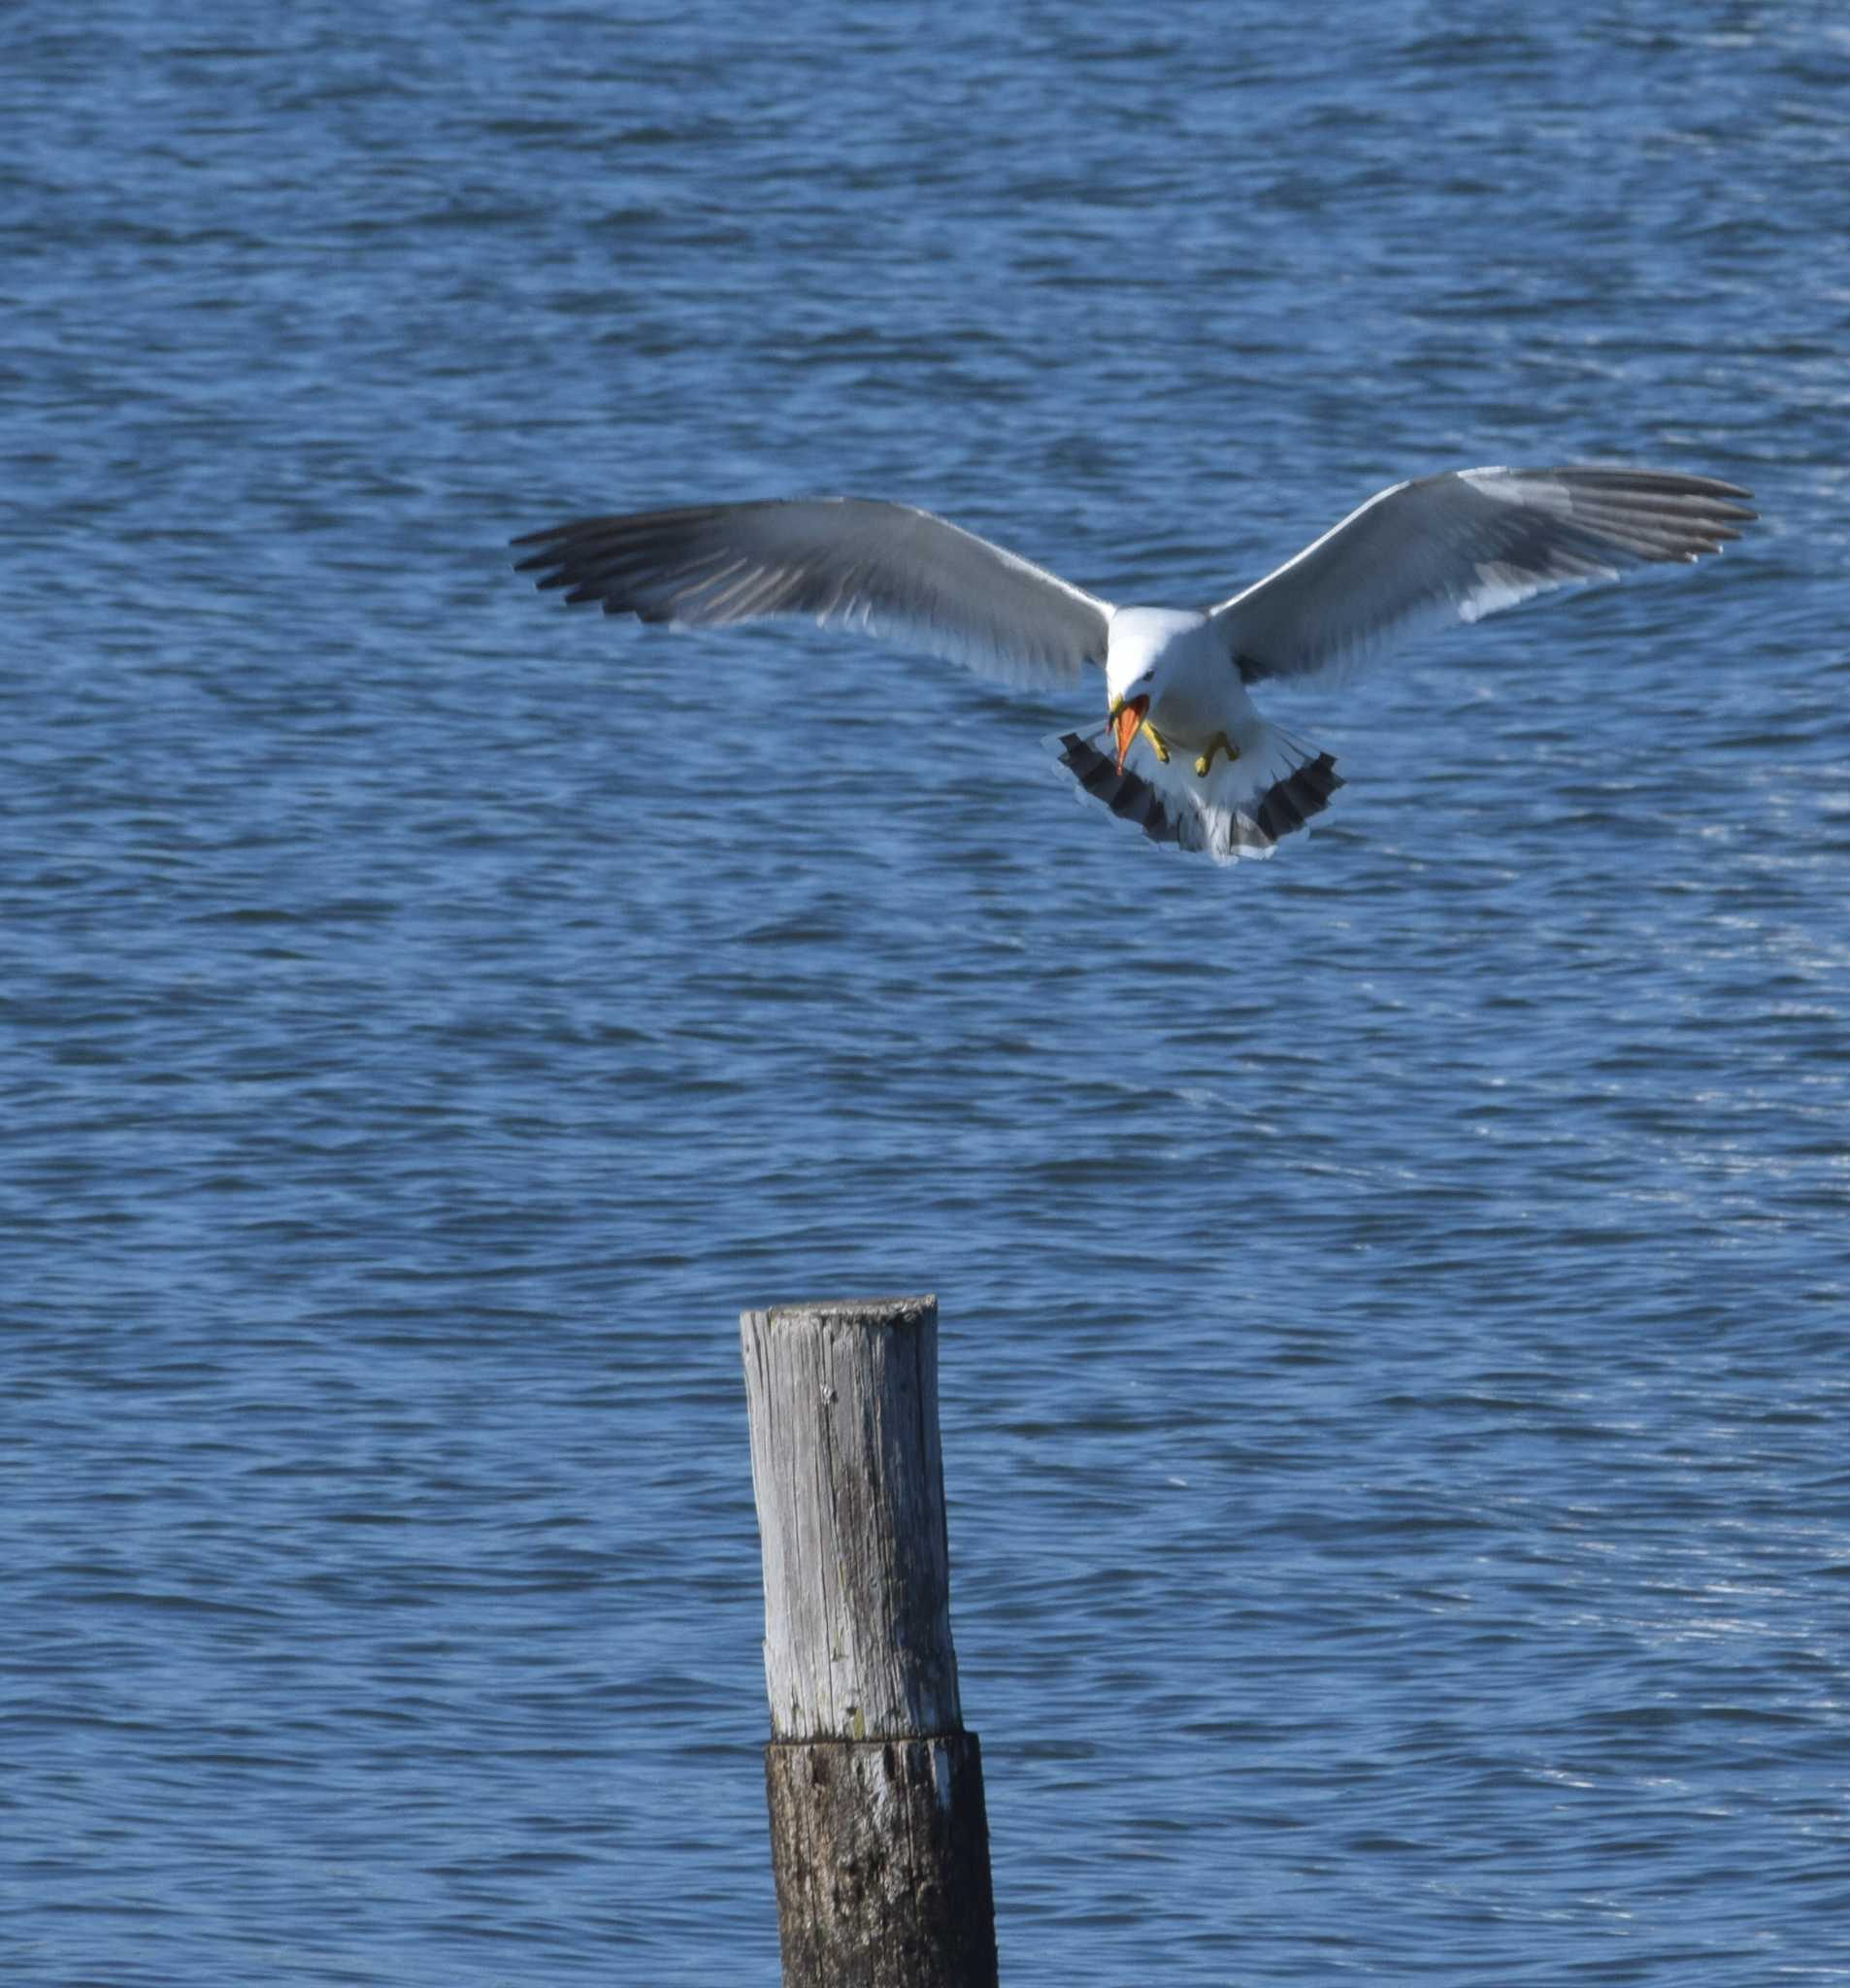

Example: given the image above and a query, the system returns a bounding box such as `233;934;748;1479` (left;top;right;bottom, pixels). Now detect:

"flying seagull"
512;466;1754;864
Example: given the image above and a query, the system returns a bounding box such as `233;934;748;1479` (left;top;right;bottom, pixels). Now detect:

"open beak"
1111;694;1150;773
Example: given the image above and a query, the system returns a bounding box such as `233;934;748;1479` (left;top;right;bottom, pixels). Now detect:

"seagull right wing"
513;498;1114;691
1208;466;1755;687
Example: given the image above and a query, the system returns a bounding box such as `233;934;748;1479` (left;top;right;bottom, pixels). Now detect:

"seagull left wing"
513;498;1113;690
1209;466;1755;687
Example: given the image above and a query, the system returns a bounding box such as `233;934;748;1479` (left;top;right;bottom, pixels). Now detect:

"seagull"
512;466;1754;864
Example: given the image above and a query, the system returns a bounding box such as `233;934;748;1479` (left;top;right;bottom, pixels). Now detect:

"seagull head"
1105;607;1201;773
1106;635;1157;769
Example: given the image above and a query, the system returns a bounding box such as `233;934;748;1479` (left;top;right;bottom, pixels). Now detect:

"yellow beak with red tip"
1110;693;1152;773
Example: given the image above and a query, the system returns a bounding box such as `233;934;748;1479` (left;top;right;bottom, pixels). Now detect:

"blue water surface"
6;3;1850;1982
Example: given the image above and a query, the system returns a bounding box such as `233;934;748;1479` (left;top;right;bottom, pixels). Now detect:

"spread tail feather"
1055;731;1185;845
1055;724;1342;863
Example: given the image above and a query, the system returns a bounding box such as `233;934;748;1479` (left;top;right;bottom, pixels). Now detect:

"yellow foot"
1141;720;1170;764
1194;731;1239;778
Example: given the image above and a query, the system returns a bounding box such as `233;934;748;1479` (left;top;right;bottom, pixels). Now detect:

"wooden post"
742;1295;999;1988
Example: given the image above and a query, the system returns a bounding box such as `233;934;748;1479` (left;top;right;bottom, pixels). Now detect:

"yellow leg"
1194;731;1239;778
1141;720;1170;764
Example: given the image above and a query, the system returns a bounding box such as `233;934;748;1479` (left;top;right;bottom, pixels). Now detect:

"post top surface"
743;1294;937;1333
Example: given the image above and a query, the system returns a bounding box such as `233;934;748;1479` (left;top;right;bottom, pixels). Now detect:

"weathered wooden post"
741;1294;999;1988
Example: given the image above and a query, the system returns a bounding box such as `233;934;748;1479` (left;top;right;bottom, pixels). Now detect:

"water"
5;2;1849;1980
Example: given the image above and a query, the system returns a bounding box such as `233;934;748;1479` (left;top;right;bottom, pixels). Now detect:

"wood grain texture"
741;1295;963;1742
764;1737;998;1988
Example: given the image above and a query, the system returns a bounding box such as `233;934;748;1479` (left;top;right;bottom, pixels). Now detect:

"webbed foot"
1194;731;1239;778
1142;721;1171;764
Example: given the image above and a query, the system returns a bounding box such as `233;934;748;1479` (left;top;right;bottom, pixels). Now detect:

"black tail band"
1056;735;1182;844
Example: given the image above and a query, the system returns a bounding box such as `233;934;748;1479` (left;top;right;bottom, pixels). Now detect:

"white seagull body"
513;466;1753;864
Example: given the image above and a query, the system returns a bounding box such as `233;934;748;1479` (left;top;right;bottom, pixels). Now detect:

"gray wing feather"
513;498;1113;690
1210;467;1755;686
